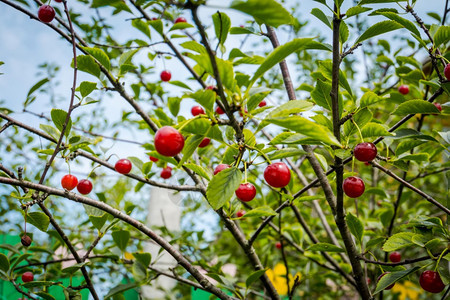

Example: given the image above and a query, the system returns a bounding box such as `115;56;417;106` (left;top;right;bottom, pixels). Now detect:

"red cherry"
205;85;215;90
198;138;211;148
389;251;401;263
239;108;248;117
214;164;230;175
154;126;185;157
215;106;225;114
364;162;371;166
160;166;172;179
264;162;291;188
275;242;282;249
22;272;34;283
367;278;372;285
235;183;256;202
258;100;267;107
61;174;78;190
343;176;365;198
77;179;93;195
433;102;442;112
377;272;395;290
191;106;205;116
160;70;171;82
151;17;158;20
398;85;409;95
236;210;246;218
55;0;62;2
354;142;377;162
420;270;445;293
38;5;55;23
444;64;450;81
150;156;159;162
174;17;187;23
239;25;245;28
115;158;132;174
21;235;32;247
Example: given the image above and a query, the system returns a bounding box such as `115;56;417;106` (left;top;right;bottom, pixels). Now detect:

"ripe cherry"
398;85;409;95
198;138;211;148
160;70;171;82
77;179;93;195
419;270;445;293
275;242;282;249
389;251;401;263
258;100;267;107
214;164;230;175
55;0;62;2
235;183;256;202
150;156;159;162
444;64;450;81
377;272;395;290
21;235;32;247
191;106;205;116
205;85;215;90
115;158;132;174
433;102;442;112
354;142;377;162
264;162;291;188
38;5;55;23
160;166;172;179
174;17;187;23
343;176;365;198
215;106;225;114
61;174;78;191
154;126;185;157
22;272;34;283
236;210;246;218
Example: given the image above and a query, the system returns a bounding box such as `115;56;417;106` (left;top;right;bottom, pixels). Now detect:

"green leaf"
72;55;100;78
396;140;426;155
131;19;151;39
104;283;138;299
366;237;386;249
230;0;293;28
346;213;364;244
268;148;306;160
183;163;211;180
22;281;57;288
246;269;268;288
169;22;194;31
35;292;56;300
258;100;314;130
190;89;215;113
127;156;143;172
311;80;332;110
382;232;415;251
375;12;421;37
311;8;332;28
343;108;372;137
0;253;9;273
307;243;345;253
206;167;242;210
178;134;204;166
62;262;87;275
392;100;441;115
356;20;403;43
112;230;130;252
118;49;138;67
51;108;72;138
149;19;163;36
361;123;393;138
434;25;450;47
79;81;97;98
264;116;342;147
346;6;372;18
132;260;147;282
243;207;277;218
249;38;330;89
374;267;420;295
247;90;271;112
89;214;108;231
359;91;384;108
10;253;32;272
133;252;151;267
82;47;111;70
169;80;192;91
212;11;231;46
167;97;181;117
27;211;50;232
25;78;49;107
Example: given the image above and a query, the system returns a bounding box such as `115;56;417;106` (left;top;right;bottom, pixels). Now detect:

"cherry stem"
245;145;272;164
434;248;448;271
244;162;247;183
351;118;364;143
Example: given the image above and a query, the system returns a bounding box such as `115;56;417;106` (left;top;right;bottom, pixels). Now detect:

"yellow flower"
124;252;134;260
265;263;301;295
391;280;423;300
